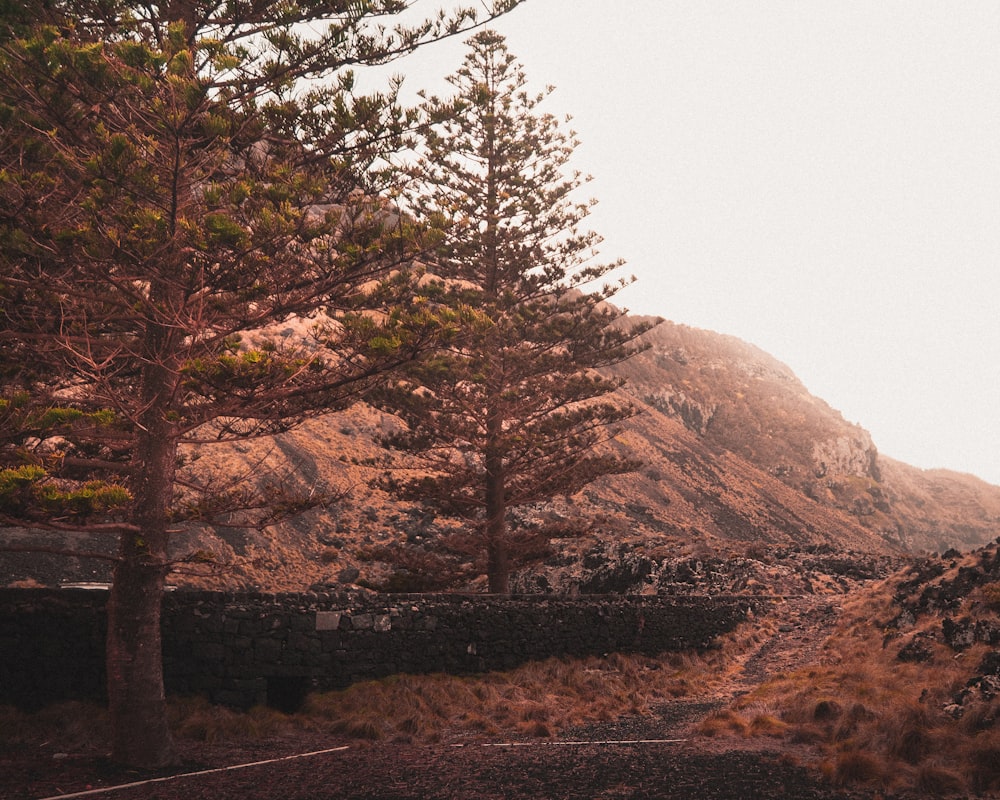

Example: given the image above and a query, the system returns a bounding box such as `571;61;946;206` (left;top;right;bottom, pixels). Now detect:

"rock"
977;650;1000;676
337;566;360;584
897;636;934;663
887;609;917;631
943;616;977;650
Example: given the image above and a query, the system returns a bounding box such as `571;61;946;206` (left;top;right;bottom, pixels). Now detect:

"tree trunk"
106;548;173;768
107;358;179;767
485;529;509;594
484;401;509;594
482;85;508;595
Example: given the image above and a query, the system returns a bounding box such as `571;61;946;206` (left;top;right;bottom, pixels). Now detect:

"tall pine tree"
0;0;523;768
375;31;656;594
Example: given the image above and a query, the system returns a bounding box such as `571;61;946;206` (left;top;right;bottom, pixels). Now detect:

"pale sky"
370;1;1000;485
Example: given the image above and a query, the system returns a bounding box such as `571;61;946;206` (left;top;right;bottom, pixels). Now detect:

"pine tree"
375;31;656;594
0;0;522;768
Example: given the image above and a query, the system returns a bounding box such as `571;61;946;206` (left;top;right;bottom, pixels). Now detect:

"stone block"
315;611;342;631
192;641;226;662
348;613;374;630
290;614;316;632
254;637;283;662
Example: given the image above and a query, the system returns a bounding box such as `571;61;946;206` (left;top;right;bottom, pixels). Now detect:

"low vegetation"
698;543;1000;796
296;645;740;745
1;620;767;754
7;547;999;796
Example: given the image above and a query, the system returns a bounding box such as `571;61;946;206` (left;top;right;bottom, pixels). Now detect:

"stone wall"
0;589;772;711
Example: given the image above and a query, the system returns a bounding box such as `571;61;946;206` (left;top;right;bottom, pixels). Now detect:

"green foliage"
0;397;122;447
0;464;46;501
37;481;132;516
373;32;656;593
0;464;130;517
0;0;496;524
0;0;525;767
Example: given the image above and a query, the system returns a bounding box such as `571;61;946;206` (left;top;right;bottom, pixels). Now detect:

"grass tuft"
169;697;290;743
916;764;966;796
696;710;748;738
967;738;1000;793
747;713;788;738
832;750;885;787
0;701;108;750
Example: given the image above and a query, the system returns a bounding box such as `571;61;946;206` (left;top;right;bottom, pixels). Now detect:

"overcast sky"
373;1;1000;485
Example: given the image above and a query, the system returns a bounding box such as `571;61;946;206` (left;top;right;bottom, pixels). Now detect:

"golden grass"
299;649;726;744
697;572;1000;796
1;611;769;756
168;696;292;743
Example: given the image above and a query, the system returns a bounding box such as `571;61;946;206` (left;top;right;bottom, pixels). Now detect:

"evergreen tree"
0;0;522;768
375;31;656;594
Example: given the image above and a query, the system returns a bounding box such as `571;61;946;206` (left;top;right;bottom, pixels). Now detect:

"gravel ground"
6;733;858;800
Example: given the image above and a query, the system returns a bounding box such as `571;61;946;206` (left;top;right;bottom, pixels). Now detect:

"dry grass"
0;701;109;751
0;697;296;751
300;649;725;744
0;633;753;757
168;696;293;743
697;573;1000;796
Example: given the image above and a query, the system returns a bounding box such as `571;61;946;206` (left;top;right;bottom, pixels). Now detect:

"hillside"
3;316;999;591
611;320;1000;554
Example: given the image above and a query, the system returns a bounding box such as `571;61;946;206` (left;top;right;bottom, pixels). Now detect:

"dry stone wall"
0;588;772;711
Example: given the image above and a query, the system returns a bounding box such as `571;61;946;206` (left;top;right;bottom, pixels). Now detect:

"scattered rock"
943;616;977;650
337;566;361;584
897;635;934;663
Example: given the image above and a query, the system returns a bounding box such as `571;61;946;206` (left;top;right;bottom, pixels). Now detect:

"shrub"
832;750;886;787
916;765;966;796
812;698;842;721
981;582;1000;612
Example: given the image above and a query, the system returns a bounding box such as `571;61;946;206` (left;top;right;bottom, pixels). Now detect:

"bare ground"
4;596;904;800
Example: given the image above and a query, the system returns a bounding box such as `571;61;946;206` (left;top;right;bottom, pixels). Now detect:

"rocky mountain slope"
612;319;1000;554
3;316;999;591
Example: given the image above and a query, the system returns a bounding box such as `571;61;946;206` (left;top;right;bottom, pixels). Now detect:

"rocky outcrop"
608;319;1000;554
642;389;718;436
885;540;1000;723
812;434;880;480
510;539;903;597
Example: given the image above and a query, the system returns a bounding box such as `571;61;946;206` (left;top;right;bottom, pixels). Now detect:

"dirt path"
737;595;841;688
561;594;845;746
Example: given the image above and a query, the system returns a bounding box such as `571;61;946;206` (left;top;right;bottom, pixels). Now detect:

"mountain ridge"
607;318;999;555
3;313;998;591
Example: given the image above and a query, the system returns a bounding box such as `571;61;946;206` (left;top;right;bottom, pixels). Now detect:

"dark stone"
943;616;976;650
897;637;934;663
266;676;309;713
977;650;1000;676
337;566;360;584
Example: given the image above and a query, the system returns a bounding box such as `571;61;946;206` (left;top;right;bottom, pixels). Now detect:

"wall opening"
266;676;308;713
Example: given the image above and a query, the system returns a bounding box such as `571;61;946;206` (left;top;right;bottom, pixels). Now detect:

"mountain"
611;319;1000;554
3;316;999;591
